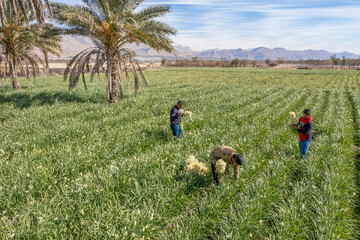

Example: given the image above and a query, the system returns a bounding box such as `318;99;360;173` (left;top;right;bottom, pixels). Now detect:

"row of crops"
0;68;359;239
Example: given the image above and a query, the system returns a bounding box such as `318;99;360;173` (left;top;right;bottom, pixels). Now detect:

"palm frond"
67;48;98;90
17;0;29;27
90;50;105;81
135;60;147;86
134;5;170;21
123;63;131;96
51;2;96;30
129;57;140;97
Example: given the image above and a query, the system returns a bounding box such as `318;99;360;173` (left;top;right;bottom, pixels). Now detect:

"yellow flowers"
215;159;227;173
289;112;298;125
184;155;209;176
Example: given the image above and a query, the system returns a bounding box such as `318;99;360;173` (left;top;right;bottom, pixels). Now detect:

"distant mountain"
53;36;360;61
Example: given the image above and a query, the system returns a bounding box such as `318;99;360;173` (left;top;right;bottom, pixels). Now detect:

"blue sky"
55;0;360;54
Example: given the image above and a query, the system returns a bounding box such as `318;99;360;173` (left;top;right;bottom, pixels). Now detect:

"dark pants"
171;123;183;138
211;163;220;185
211;163;229;185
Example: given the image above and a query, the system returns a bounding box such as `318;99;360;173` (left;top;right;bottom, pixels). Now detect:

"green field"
1;68;360;239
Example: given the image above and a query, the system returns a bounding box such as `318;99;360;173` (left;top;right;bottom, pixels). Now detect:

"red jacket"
298;116;313;141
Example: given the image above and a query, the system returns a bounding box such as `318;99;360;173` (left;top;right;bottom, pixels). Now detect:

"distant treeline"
161;56;360;70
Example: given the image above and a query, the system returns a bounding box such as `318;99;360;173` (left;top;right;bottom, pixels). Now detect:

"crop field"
1;67;360;239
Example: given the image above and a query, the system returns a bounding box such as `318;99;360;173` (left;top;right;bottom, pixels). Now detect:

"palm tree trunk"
130;59;140;97
106;55;112;102
4;61;7;81
107;53;118;103
124;64;131;96
32;66;36;84
0;55;2;81
43;49;50;75
9;54;21;90
117;63;124;99
110;56;118;102
25;63;30;82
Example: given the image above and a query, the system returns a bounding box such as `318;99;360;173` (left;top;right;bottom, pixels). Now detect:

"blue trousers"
299;140;310;158
171;123;183;138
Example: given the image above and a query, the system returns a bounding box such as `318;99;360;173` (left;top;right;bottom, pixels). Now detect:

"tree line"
161;56;360;70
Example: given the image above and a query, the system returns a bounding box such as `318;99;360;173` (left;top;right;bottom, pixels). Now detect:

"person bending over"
209;146;244;185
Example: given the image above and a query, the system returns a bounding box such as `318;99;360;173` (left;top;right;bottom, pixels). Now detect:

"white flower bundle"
184;155;197;171
184;111;192;117
289;112;299;125
215;159;227;173
184;155;209;176
179;109;192;117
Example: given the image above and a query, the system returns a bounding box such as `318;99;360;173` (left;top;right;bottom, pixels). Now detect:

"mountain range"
54;36;359;61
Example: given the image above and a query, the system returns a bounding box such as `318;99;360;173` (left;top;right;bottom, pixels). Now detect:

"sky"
56;0;360;54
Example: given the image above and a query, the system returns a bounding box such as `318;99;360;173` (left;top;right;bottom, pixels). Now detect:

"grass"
0;67;359;239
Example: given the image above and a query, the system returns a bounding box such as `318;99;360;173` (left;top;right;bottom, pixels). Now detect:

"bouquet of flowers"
289;112;299;125
179;109;193;117
184;155;209;176
215;159;227;173
184;111;192;117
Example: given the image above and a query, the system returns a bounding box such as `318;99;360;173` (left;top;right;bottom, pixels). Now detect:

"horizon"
54;0;360;54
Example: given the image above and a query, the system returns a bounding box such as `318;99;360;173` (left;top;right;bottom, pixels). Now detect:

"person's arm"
291;121;300;129
297;121;313;135
233;165;240;179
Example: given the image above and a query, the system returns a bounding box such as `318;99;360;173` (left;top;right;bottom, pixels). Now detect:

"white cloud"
56;0;360;53
166;3;360;53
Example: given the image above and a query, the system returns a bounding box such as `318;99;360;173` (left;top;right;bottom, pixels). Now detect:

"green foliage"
0;14;61;89
231;58;240;67
0;68;359;239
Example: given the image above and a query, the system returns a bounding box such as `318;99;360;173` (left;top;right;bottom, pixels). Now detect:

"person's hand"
290;124;297;129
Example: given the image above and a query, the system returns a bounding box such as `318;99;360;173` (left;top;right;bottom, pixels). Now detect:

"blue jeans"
171;123;183;138
299;140;310;158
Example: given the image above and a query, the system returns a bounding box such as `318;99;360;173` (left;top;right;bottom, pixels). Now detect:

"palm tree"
0;0;50;28
0;15;61;89
51;0;176;103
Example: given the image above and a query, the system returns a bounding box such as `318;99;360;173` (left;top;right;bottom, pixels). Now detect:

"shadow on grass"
0;91;104;109
143;129;173;143
175;169;213;195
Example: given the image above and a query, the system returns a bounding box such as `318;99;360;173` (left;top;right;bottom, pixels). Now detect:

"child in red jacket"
291;109;313;158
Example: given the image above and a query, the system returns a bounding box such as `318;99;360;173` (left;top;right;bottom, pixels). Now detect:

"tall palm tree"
0;15;61;89
0;0;50;28
51;0;176;103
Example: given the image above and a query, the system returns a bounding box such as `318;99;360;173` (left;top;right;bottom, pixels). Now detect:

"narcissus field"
1;67;360;239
